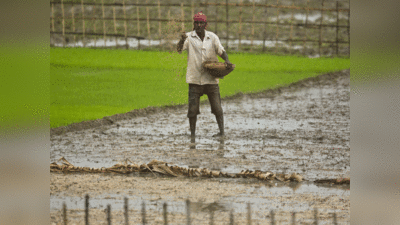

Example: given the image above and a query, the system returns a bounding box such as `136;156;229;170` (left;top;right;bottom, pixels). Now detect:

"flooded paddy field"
50;69;350;224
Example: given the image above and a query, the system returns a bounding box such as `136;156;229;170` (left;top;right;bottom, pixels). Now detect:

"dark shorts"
187;84;223;118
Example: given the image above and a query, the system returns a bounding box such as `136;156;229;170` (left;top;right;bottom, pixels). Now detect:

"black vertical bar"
163;202;168;225
63;202;67;225
270;210;275;225
186;199;191;225
247;203;251;225
85;194;89;225
142;201;146;225
210;210;214;225
226;0;229;50
107;204;111;225
124;197;129;225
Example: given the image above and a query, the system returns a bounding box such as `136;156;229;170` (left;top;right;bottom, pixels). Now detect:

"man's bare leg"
189;116;197;142
213;114;224;137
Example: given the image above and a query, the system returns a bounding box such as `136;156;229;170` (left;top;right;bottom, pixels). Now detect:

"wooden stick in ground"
347;3;350;55
141;201;146;225
191;0;194;23
167;9;171;51
123;0;128;49
333;212;338;225
124;197;129;225
247;203;251;225
210;210;214;225
314;208;319;224
163;202;168;225
106;204;111;225
225;0;229;50
137;0;140;49
81;0;86;47
275;0;280;53
238;0;243;51
85;194;89;225
92;1;96;48
270;210;275;225
319;0;324;57
101;0;106;47
51;3;55;33
158;0;161;44
63;202;67;225
292;212;296;225
137;0;140;36
186;199;191;225
289;2;294;54
303;0;309;55
336;0;339;56
204;0;208;15
215;1;218;35
168;9;170;24
181;3;185;32
71;4;76;47
229;210;234;225
61;0;65;47
251;0;255;50
262;0;268;52
146;6;150;47
113;0;117;48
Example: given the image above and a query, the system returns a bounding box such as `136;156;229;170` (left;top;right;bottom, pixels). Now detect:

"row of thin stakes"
50;0;349;55
61;195;339;225
51;157;303;182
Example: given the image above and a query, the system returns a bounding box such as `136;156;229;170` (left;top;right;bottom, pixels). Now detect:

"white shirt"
181;30;226;85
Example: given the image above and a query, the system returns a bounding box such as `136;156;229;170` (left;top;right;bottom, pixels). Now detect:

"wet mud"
50;69;350;224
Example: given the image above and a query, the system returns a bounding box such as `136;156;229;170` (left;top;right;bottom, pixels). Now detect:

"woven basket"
203;61;236;78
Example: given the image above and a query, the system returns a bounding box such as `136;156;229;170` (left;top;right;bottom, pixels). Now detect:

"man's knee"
212;108;223;117
187;110;199;118
188;96;200;118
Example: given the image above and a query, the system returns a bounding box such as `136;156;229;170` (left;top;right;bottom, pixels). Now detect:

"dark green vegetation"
51;47;349;128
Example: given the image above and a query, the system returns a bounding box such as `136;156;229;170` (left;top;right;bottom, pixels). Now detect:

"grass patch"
51;48;349;128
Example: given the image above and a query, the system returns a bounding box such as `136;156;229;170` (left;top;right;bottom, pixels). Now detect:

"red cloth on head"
193;11;207;22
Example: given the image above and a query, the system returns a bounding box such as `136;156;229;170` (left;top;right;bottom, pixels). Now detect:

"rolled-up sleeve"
213;35;225;56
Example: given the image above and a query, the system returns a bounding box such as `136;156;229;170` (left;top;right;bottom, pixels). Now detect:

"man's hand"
224;60;233;69
177;32;187;53
220;51;232;69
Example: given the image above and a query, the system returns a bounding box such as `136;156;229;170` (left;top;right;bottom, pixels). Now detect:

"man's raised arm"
177;33;187;54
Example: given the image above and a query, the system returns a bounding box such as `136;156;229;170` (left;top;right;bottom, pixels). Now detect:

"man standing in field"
177;11;233;142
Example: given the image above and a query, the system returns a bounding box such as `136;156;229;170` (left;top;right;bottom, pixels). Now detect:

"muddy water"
50;70;350;224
